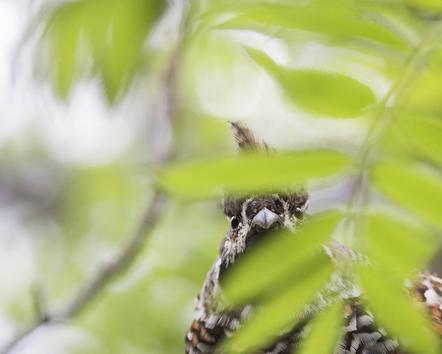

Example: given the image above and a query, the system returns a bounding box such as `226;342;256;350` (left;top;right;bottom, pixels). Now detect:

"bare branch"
0;190;166;354
0;8;187;353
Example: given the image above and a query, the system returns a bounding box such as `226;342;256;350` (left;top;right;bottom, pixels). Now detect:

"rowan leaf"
372;163;442;229
222;211;342;304
246;48;376;118
158;150;350;199
222;259;334;353
363;212;438;279
297;300;344;354
358;265;440;354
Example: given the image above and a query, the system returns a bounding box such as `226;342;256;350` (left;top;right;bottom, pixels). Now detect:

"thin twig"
59;190;166;319
343;22;442;244
1;4;188;352
0;191;165;354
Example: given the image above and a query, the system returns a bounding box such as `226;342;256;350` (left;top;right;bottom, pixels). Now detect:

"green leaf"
222;259;334;353
215;2;407;50
297;300;344;354
406;0;442;11
222;211;342;304
158;150;350;199
401;113;442;167
45;2;83;97
43;0;166;102
363;212;438;279
358;265;440;354
372;162;442;229
404;68;442;116
246;48;376;118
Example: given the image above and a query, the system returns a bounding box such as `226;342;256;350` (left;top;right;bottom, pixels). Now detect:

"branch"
0;190;166;354
342;22;442;244
0;7;188;352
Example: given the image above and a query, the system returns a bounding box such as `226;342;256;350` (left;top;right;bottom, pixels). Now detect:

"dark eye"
230;216;240;229
294;207;303;219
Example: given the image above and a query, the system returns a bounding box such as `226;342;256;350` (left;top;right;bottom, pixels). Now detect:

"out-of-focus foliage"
297;300;344;354
245;47;377;117
159;151;350;199
358;265;440;354
40;0;166;101
373;163;442;229
2;0;442;353
221;211;342;304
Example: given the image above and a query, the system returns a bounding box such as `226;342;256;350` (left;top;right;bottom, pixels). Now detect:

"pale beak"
252;208;280;229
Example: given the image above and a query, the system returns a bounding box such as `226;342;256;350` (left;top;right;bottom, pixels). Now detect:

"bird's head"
219;122;309;267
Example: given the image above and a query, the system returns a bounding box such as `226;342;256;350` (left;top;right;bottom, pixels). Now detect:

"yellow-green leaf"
222;211;341;304
158;150;350;199
297;300;344;354
403;67;442;116
42;0;166;102
215;2;407;50
406;0;442;11
372;163;442;229
222;260;334;353
363;212;438;279
358;265;440;354
246;48;376;118
401;113;442;167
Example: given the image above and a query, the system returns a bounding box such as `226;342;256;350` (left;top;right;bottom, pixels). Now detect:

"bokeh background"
1;0;442;353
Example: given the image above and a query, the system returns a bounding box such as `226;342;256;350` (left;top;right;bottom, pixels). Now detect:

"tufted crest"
230;121;267;151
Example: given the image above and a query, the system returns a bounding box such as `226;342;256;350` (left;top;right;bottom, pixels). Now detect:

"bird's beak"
252;207;280;229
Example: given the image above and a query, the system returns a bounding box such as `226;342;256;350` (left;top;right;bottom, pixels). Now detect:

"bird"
185;122;442;354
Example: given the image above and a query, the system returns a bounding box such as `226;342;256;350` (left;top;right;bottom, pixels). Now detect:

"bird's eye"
294;207;304;219
230;216;240;229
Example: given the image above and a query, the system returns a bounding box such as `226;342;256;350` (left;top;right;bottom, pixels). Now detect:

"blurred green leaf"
362;212;437;279
358;265;440;354
246;47;376;117
404;68;442;116
222;210;342;304
61;165;146;243
222;259;334;353
372;162;442;229
43;0;166;102
406;0;442;11
158;150;350;199
215;2;407;50
77;200;225;354
45;2;83;97
401;113;442;167
297;300;344;354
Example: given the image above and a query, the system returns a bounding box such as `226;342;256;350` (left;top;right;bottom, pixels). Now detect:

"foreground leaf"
297;300;344;354
215;2;406;50
406;0;442;11
222;260;334;353
43;0;166;101
246;48;376;118
358;265;440;354
158;150;350;199
363;212;438;279
401;113;442;167
222;211;342;304
372;162;442;229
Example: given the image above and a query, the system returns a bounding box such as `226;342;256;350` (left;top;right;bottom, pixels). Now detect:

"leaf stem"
344;22;442;244
0;2;191;352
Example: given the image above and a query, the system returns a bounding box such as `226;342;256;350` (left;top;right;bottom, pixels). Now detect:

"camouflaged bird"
185;122;442;354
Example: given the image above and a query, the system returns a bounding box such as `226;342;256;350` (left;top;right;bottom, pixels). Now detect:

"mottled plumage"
185;123;442;354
